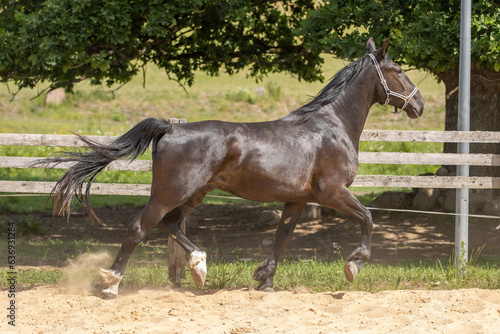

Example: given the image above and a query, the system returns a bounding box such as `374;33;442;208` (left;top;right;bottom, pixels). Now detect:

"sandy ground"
2;285;500;334
2;205;499;333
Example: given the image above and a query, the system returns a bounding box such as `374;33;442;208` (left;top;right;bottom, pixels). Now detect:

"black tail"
38;118;170;224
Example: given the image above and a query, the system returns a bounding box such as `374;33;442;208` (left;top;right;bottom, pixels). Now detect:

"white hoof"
188;251;207;288
98;268;123;298
101;287;118;299
343;261;359;283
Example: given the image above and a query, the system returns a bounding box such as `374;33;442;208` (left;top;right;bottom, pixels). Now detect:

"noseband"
368;53;419;113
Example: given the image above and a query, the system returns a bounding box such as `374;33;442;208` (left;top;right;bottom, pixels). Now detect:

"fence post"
166;118;188;286
455;0;471;273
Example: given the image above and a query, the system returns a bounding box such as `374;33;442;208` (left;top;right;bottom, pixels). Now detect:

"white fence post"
455;0;471;272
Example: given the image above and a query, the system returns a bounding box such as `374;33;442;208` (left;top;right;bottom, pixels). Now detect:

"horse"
40;37;424;298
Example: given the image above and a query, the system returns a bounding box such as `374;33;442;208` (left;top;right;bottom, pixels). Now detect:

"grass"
0;230;498;292
1;255;499;292
0;57;444;131
123;257;500;292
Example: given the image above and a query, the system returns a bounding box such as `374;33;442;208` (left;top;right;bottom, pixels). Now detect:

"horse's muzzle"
405;100;425;119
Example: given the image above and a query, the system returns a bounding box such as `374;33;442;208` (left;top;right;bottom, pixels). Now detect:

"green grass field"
0;56;445;132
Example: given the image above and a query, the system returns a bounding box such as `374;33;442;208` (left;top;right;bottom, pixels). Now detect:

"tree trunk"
437;65;500;181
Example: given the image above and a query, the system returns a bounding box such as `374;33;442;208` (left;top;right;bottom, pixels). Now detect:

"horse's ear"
377;38;390;60
366;37;376;53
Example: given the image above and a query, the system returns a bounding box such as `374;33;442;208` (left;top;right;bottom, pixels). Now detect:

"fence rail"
1;130;499;146
1;175;499;197
2;152;499;170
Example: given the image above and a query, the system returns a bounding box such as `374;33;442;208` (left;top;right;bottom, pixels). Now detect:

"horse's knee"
124;220;148;244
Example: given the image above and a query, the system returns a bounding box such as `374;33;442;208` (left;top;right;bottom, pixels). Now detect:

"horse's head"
366;37;425;119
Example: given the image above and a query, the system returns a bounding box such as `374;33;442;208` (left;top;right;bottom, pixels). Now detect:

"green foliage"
0;215;44;236
16;215;44;236
299;0;500;75
298;1;500;151
204;260;248;289
266;81;282;100
0;0;323;94
2;1;499;95
0;268;63;287
226;88;255;104
134;257;500;291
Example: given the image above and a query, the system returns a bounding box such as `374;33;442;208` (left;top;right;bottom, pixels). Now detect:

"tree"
298;0;500;178
2;1;499;179
0;0;323;93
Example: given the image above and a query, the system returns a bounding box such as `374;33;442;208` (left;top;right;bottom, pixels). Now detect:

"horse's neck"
320;87;373;143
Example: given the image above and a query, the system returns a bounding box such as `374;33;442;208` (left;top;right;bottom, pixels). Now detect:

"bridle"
368;53;419;114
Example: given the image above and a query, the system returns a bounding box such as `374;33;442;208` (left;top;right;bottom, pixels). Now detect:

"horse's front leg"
253;202;307;291
318;186;373;283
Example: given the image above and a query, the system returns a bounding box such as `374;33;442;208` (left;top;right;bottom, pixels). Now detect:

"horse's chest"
319;146;359;183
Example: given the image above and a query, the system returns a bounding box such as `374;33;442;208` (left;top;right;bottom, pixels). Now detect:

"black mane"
282;55;366;123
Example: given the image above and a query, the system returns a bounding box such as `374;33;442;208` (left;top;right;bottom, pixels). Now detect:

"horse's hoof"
256;276;274;292
344;261;359;283
101;288;118;300
188;251;207;288
98;268;122;285
98;268;122;298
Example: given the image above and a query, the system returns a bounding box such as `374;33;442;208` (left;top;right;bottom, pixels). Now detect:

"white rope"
1;193;498;225
205;194;500;221
366;206;500;221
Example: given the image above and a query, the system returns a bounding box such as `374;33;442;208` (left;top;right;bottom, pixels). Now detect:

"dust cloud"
62;252;111;295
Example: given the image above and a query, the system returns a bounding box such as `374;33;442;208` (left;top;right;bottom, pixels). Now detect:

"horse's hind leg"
319;187;373;283
253;202;307;291
99;198;171;299
157;190;208;288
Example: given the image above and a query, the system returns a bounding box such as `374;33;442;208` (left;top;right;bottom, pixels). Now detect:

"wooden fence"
1;124;499;284
1;129;499;193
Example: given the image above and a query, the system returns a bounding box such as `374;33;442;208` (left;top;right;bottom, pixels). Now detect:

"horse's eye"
396;68;403;74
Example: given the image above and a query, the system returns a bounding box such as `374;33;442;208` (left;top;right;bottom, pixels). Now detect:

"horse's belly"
210;171;314;203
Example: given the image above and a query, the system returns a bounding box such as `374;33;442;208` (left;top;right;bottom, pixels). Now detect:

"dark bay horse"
41;38;424;298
